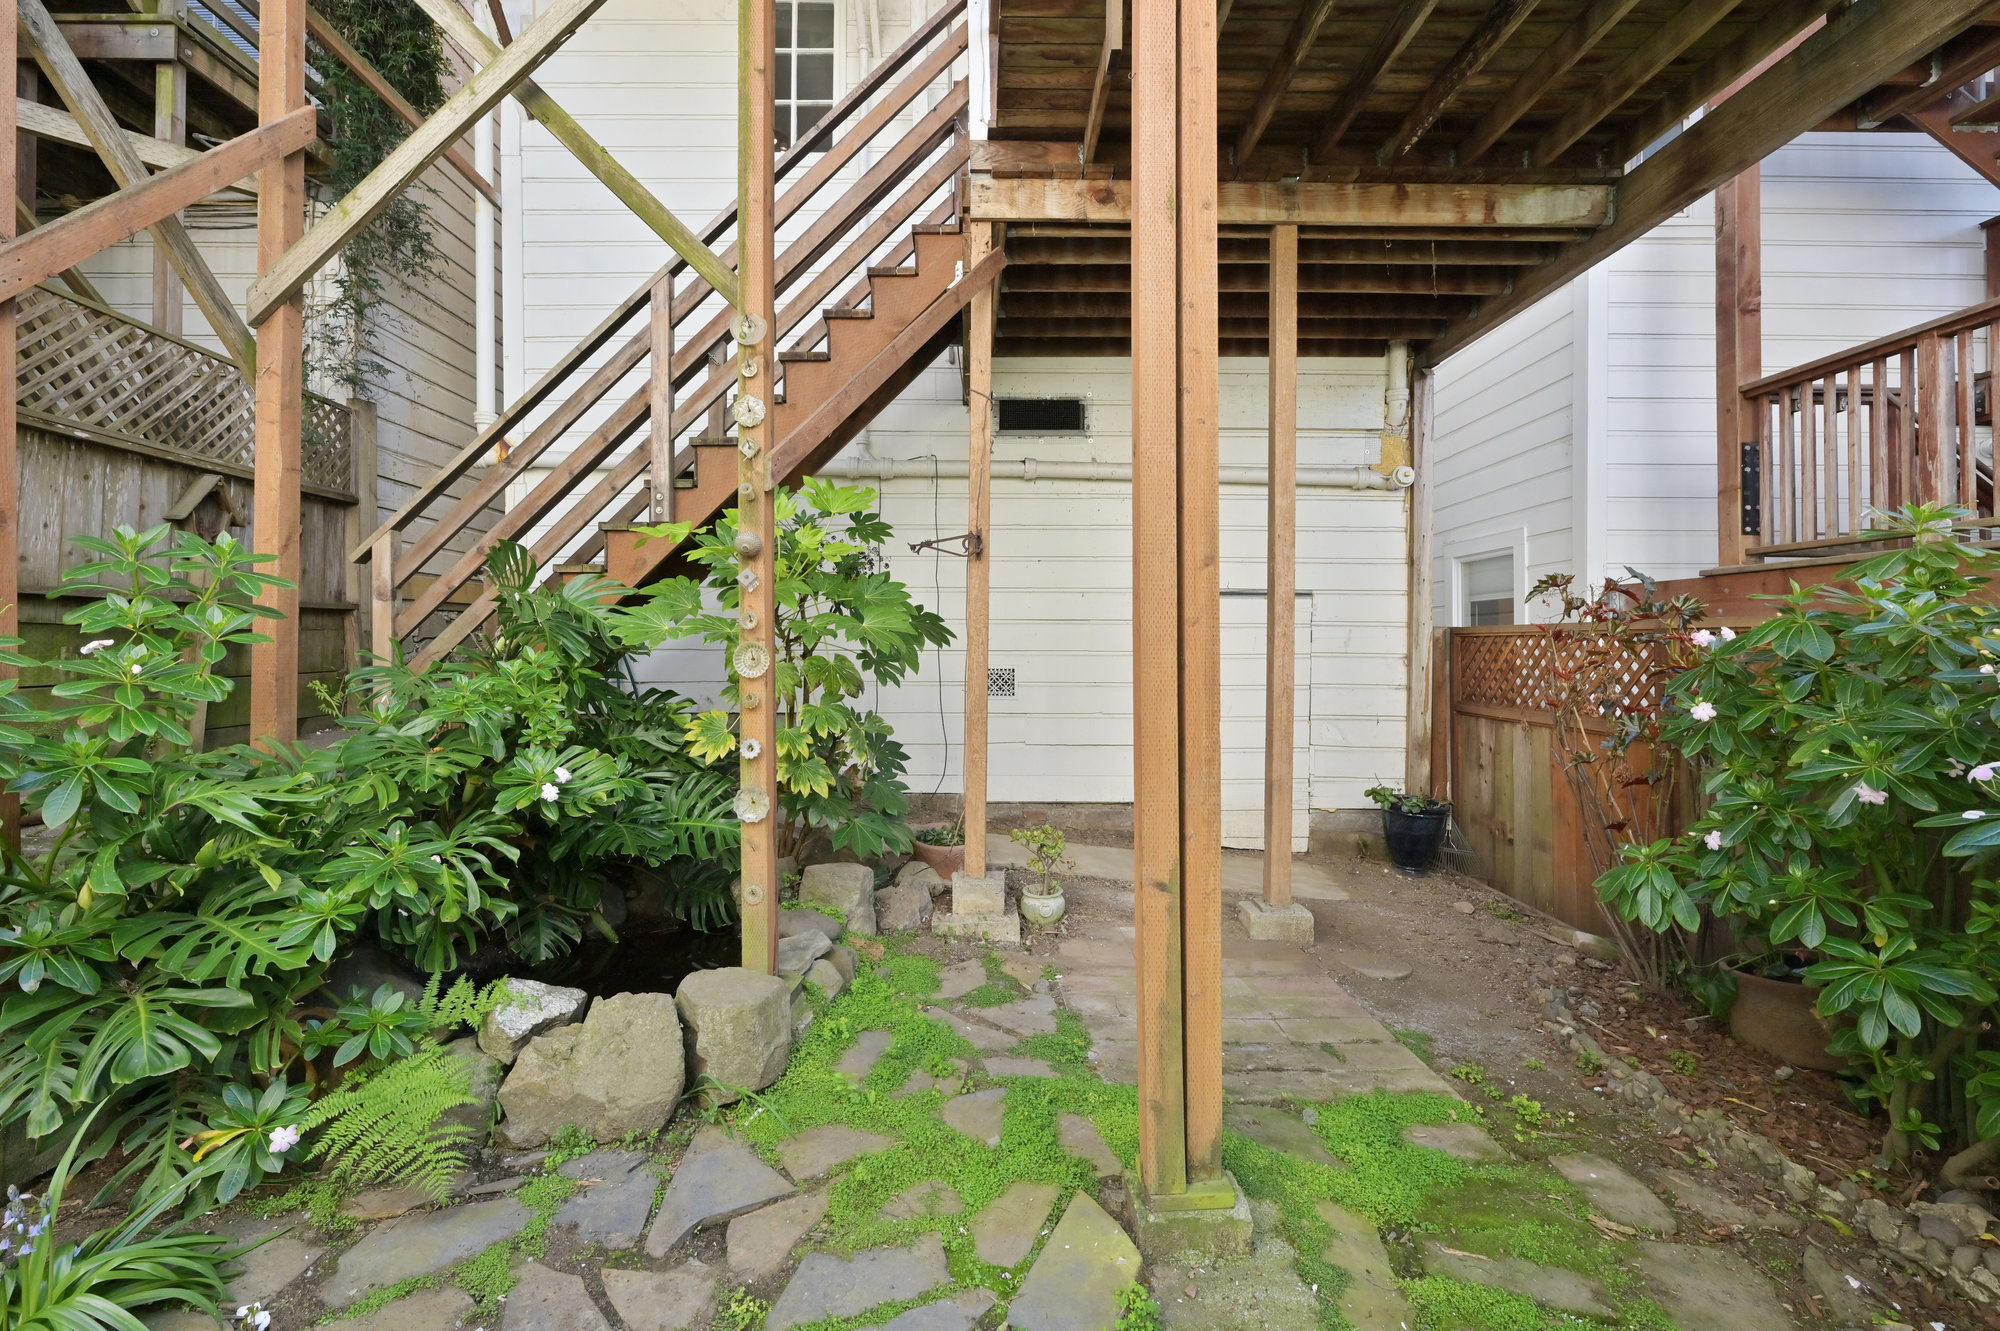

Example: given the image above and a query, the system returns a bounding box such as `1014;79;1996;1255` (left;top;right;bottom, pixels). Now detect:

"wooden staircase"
350;2;996;667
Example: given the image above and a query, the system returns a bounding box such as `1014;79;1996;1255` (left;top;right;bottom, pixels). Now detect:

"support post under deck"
963;221;995;879
2;9;19;847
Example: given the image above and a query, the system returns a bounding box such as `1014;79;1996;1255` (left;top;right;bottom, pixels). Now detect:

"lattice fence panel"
16;288;352;492
1453;629;1671;718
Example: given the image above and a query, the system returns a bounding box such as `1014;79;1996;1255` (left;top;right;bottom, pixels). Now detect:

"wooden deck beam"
970;176;1611;227
245;0;607;327
1460;0;1640;163
19;0;256;373
1381;0;1540;161
0;108;313;304
1231;0;1336;169
1427;0;2000;365
1530;0;1739;166
1311;0;1441;159
1864;25;2000;124
1617;0;1830;164
1081;0;1122;163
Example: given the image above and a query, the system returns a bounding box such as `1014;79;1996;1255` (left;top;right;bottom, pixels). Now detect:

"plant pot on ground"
1728;966;1844;1072
1366;785;1451;873
912;820;966;880
1011;826;1071;927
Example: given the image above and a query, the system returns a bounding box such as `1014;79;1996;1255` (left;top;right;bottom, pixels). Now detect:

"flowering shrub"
1598;507;2000;1160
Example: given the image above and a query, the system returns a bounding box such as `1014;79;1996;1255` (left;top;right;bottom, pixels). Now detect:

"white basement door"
1219;590;1311;852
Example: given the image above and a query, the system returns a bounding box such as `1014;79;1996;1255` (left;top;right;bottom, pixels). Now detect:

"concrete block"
1129;1170;1253;1260
1237;899;1314;943
934;910;1021;944
950;872;1006;918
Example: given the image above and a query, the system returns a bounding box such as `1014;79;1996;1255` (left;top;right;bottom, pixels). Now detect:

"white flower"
267;1126;299;1154
1971;763;1999;782
1967;811;1986;821
541;783;561;802
129;662;142;675
1853;782;1889;806
1984;664;1996;676
1689;700;1717;722
1703;830;1722;851
78;639;114;656
554;766;572;784
1719;626;1736;641
1690;629;1715;647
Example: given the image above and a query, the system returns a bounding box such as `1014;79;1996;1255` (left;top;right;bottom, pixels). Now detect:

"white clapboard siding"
1432;130;1996;594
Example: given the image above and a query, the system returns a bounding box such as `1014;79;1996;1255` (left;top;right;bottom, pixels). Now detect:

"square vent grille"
996;397;1086;434
988;667;1016;698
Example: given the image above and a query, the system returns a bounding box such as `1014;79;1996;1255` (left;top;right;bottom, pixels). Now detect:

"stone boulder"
874;880;932;933
896;861;949;899
496;992;684;1147
800;863;878;936
479;978;589;1067
777;929;834;977
677;968;792;1105
438;1036;505;1153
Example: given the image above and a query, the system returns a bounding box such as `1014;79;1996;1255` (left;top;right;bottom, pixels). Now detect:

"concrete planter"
1728;968;1843;1072
1020;889;1066;926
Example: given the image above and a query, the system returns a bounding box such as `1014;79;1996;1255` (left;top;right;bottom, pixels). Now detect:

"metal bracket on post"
909;532;982;558
1739;440;1762;536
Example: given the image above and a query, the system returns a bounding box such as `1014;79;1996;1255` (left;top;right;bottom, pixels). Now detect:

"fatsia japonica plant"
1597;506;2000;1165
619;477;952;860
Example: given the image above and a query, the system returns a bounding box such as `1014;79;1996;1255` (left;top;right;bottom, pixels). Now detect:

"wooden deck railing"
1742;295;2000;559
352;0;970;662
15;284;353;495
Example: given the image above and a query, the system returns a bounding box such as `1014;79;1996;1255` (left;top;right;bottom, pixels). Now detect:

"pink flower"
1719;627;1736;641
267;1126;300;1154
1689;700;1717;722
1853;782;1888;806
1971;764;1999;782
1703;830;1722;851
1690;630;1716;647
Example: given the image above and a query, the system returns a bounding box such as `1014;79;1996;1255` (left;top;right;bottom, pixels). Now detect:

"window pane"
775;106;793;150
776;1;791;48
1468;597;1514;627
796;102;831;140
1463;554;1511;600
796;53;833;101
776;51;792;99
797;1;834;48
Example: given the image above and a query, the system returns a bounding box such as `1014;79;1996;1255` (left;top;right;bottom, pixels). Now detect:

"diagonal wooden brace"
244;0;609;327
0;108;314;304
18;0;258;373
404;0;740;308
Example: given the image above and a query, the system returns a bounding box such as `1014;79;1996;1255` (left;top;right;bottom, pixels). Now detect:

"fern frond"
303;1045;476;1201
417;974;506;1034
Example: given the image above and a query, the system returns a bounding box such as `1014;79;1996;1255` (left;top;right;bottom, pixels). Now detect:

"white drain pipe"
821;456;1414;490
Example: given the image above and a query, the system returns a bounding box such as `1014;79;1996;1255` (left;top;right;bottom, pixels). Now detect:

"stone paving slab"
503;1260;612;1331
555;1150;656;1249
1225;1104;1343;1168
1636;1241;1798;1331
319;1198;529;1307
971;1180;1059;1267
1006;1192;1142;1331
1317;1200;1415;1330
766;1233;950;1331
1059;1113;1124;1178
924;1007;1016;1051
835;1029;894;1082
941;1087;1007;1146
603;1262;718;1331
323;1286;475;1331
1420;1241;1614;1317
985;1055;1057;1078
778;1124;894;1179
1404;1122;1507;1163
1550;1154;1679;1235
883;1179;964;1220
977;995;1058;1037
878;1288;998;1330
936;959;988;1000
729;1190;829;1279
645;1127;793;1258
989;841;1348;902
1656;1168;1802;1232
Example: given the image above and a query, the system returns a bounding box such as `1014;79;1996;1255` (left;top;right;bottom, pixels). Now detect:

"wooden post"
1405;367;1436;796
1917;330;1947;505
649;272;675;522
1130;0;1187;1202
252;0;307;745
1177;0;1224;1189
1715;166;1759;565
151;23;185;335
347;399;378;676
1984;217;2000;301
370;534;396;664
737;0;781;976
963;221;995;879
1;7;19;848
1262;223;1297;908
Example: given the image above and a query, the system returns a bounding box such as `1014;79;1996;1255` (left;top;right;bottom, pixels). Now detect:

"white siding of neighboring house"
1431;131;1996;601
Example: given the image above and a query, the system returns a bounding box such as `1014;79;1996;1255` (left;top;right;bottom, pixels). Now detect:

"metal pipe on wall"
821;455;1413;490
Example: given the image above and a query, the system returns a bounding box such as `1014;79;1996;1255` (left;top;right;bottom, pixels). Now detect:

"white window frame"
1445;527;1529;629
775;0;841;153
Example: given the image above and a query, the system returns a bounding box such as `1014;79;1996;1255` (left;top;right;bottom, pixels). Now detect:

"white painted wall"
1431;131;1997;599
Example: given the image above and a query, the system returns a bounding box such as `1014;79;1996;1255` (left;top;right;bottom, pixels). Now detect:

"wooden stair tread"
910;223;963;235
824;306;873;319
868;264;919;278
779;350;831;363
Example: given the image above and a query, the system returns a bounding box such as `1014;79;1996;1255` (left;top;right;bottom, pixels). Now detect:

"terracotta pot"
910;839;964;880
1728;968;1844;1072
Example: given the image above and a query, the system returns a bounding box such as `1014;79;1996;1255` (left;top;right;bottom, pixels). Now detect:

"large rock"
479;978;589;1067
800;862;879;935
676;967;792;1104
777;929;834;977
496;992;685;1147
875;880;933;933
439;1035;504;1151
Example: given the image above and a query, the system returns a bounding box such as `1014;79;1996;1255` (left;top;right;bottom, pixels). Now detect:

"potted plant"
1011;825;1072;926
911;816;966;879
1720;954;1845;1072
1365;785;1452;873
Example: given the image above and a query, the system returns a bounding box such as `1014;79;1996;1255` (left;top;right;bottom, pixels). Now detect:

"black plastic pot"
1382;806;1449;872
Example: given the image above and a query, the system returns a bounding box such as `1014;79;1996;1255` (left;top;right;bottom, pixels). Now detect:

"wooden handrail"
349;3;968;561
1742;293;2000;395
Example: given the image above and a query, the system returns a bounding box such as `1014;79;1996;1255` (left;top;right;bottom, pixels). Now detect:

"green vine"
306;0;449;399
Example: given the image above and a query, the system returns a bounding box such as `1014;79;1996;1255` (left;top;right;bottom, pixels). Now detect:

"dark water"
523;922;741;998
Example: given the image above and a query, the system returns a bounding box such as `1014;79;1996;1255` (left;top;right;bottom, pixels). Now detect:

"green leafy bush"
1597;506;2000;1159
622;477;953;860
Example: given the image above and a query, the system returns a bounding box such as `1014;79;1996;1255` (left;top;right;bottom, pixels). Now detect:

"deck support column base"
1237;898;1314;943
1129;1170;1253;1259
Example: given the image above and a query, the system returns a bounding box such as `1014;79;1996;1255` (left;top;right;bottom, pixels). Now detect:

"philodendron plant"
1598;506;2000;1166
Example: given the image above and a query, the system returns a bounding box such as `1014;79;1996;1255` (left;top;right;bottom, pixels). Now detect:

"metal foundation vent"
996;397;1086;434
988;667;1016;698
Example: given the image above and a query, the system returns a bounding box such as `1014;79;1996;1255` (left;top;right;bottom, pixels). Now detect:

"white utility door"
1219;590;1311;851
